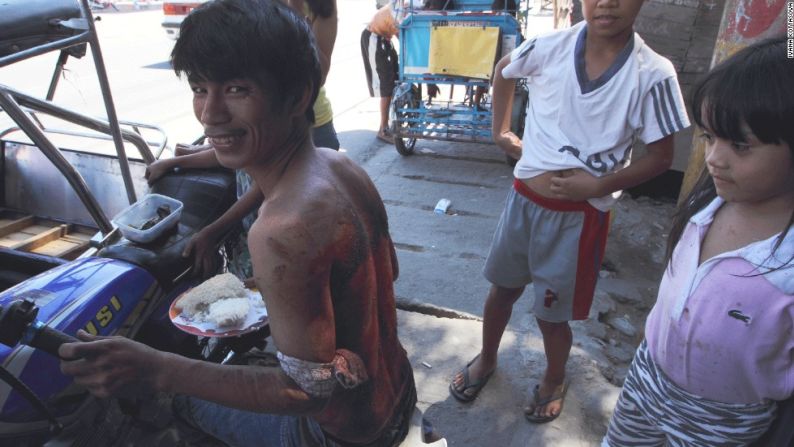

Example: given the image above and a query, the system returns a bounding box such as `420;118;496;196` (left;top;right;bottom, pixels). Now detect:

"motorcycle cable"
0;364;63;434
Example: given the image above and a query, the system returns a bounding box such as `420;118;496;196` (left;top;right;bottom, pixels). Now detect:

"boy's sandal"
524;381;568;424
448;354;495;403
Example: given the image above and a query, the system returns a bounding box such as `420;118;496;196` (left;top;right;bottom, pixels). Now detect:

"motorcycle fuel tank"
0;257;156;432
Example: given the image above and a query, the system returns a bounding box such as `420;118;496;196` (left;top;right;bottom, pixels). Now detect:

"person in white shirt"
450;0;689;424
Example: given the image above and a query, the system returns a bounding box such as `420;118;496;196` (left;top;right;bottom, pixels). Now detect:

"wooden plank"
0;215;35;238
36;235;90;259
0;224;57;246
64;231;93;243
11;225;67;252
0;233;35;246
50;242;89;260
32;239;74;257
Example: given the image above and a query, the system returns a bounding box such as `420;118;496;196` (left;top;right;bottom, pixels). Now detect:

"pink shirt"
645;197;794;404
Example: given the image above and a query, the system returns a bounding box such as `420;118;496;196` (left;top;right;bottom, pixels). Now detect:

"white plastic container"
434;198;451;215
112;193;183;243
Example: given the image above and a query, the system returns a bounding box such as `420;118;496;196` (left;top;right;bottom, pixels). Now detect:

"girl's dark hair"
170;0;321;123
666;36;794;267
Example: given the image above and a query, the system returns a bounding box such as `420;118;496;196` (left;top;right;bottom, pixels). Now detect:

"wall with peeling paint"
632;0;725;175
677;0;787;199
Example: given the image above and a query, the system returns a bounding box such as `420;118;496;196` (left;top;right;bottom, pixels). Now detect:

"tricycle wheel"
395;136;417;155
390;83;421;156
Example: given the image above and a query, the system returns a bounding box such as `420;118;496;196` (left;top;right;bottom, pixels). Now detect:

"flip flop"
449;354;495;403
524;381;568;424
376;129;394;144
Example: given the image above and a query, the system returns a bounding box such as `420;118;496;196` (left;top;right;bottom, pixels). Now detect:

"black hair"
305;0;334;18
491;0;518;14
667;36;794;267
170;0;321;123
424;0;455;10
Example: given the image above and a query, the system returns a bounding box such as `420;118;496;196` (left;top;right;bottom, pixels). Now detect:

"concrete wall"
633;0;725;172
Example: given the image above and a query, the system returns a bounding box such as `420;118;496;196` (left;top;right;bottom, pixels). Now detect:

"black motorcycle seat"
99;168;238;290
0;0;85;58
0;248;67;291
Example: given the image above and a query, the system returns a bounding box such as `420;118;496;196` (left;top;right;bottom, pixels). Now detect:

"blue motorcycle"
0;1;266;444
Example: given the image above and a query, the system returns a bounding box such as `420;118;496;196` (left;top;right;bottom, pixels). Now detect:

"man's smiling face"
191;77;292;169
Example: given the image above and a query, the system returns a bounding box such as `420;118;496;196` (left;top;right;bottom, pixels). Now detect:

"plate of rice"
169;273;268;337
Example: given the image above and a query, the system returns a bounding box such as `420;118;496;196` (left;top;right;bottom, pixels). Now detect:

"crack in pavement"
393;242;486;260
396;297;482;321
412;152;509;166
393;242;425;252
397;174;502;190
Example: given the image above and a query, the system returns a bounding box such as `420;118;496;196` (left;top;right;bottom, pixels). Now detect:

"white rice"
206;297;250;327
176;272;248;318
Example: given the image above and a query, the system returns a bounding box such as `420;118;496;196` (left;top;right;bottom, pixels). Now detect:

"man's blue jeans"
173;395;338;447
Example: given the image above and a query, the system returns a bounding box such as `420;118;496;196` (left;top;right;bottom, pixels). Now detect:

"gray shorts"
483;180;610;322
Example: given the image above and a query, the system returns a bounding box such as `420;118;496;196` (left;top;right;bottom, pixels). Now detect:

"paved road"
0;4;622;445
0;3;552;316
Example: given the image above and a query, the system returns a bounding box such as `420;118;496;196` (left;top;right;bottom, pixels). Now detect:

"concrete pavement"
322;6;625;442
336;99;623;446
0;4;624;444
399;309;620;446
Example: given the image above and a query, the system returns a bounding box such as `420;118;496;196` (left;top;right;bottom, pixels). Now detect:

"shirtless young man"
59;1;416;445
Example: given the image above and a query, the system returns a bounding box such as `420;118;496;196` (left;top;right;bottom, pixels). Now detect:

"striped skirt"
602;340;776;447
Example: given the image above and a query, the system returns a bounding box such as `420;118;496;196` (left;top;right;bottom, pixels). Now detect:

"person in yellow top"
297;0;339;150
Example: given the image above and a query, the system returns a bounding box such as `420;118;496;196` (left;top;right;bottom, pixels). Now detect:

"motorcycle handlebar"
23;321;79;358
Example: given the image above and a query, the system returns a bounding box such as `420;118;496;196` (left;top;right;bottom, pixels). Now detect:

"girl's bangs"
692;40;792;148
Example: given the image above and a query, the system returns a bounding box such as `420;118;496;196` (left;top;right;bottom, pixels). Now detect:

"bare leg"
379;96;391;133
532;318;572;418
473;86;486;108
451;285;524;398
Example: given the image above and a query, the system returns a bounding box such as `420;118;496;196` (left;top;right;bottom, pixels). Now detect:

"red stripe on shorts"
513;179;610;320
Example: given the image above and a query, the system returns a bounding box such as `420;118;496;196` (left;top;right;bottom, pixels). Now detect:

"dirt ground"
584;193;677;386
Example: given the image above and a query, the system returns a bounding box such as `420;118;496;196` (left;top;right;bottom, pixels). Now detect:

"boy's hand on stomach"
494;131;522;160
549;169;603;201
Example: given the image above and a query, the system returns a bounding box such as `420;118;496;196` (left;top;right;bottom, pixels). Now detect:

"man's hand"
549;169;604;201
144;159;175;186
59;330;168;399
183;228;221;278
494;131;522;161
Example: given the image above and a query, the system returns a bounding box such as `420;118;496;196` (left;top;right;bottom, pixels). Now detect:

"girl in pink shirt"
603;37;794;447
